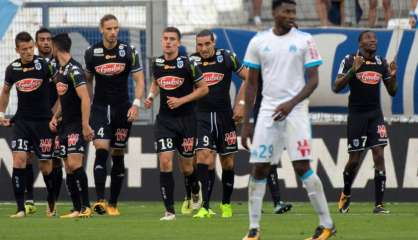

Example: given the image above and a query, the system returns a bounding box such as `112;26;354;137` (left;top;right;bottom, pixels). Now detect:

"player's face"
101;19;119;44
272;3;296;31
196;35;215;59
16;40;35;63
36;32;52;56
161;32;180;55
360;32;377;53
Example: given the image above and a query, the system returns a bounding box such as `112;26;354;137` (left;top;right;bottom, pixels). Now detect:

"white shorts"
249;104;312;164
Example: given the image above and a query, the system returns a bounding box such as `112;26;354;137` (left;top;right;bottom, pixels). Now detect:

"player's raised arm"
333;52;363;93
382;59;398;96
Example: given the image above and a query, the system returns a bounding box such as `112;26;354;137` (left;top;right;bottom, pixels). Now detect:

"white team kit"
243;27;323;163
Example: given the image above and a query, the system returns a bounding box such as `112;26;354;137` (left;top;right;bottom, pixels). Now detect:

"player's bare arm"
333;51;364;93
144;79;160;109
85;71;94;99
76;84;94;141
241;67;259;150
273;66;319;121
383;60;398;96
0;84;11;126
233;67;249;122
127;70;145;122
166;78;208;109
49;98;61;133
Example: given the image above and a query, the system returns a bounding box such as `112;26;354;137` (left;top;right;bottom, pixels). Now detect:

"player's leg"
180;156;201;216
24;152;36;214
10;151;28;218
158;151;176;220
207;152;216;205
267;163;293;214
38;160;55;217
339;151;361;213
219;153;234;218
67;153;91;218
51;137;63;203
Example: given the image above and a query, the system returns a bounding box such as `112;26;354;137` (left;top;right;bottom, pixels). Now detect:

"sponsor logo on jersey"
190;56;201;62
105;55;117;60
356;71;382;85
224;131;237;145
297;139;311;157
163;65;176;70
95;63;126;76
56;82;68;96
22;67;34;72
12;62;21;67
307;39;320;60
155;58;165;63
182;137;194;153
202;61;216;66
203;72;224;86
377;125;388;138
156;76;185;90
15;78;43;92
39;138;52;153
94;48;103;54
115;128;129;142
67;133;79;147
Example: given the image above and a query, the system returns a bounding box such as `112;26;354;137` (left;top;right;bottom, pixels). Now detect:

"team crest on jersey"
356;71;382;85
56;82;68;96
375;56;382;65
35;62;42;70
177;60;184;69
289;44;298;53
95;63;126;76
353;139;360;147
119;49;126;57
157;76;185;90
217;55;224;63
203;72;224;86
15;78;43;92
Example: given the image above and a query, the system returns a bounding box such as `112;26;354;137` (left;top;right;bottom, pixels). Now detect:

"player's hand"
144;97;153;109
241;122;254;151
82;124;94;142
352;50;364;72
167;96;185;109
232;104;245;123
49;117;58;133
127;105;139;122
0;117;11;127
272;100;295;121
389;59;397;77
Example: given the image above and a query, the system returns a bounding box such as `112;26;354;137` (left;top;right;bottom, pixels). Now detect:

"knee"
252;163;270;179
13;155;27;168
159;156;173;172
180;159;194;175
39;161;53;175
196;150;212;165
221;156;234;171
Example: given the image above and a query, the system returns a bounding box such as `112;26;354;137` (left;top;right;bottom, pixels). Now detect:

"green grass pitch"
0;202;417;240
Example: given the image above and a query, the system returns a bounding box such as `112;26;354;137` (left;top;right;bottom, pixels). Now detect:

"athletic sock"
52;160;63;201
12;168;26;212
248;176;266;230
94;149;108;200
73;167;90;208
66;173;81;211
109;155;125;207
25;164;34;202
374;169;386;206
221;169;234;204
207;169;215;202
197;164;209;209
267;164;281;206
301;169;333;229
343;169;355;196
160;172;175;214
42;172;55;211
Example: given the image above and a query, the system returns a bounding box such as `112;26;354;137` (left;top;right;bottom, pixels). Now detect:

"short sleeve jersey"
190;48;243;112
4;56;54;120
243;28;323;111
152;55;203;116
337;53;391;113
56;58;86;124
84;40;142;106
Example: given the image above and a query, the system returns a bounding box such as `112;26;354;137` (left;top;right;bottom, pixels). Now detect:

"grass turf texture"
0;202;417;240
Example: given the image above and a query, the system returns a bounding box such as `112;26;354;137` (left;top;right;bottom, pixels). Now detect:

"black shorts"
11;119;53;160
58;122;86;159
154;113;196;158
196;111;238;155
90;103;132;149
347;109;388;152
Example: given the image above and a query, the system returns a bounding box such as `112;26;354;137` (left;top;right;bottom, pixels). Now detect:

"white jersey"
243;27;322;111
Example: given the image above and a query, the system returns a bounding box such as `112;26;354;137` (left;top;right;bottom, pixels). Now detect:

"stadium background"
0;0;417;202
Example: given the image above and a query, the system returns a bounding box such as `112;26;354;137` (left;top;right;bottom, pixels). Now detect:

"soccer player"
84;14;145;216
50;33;94;218
35;27;64;215
241;1;335;239
144;27;208;221
0;32;57;218
334;30;397;214
189;29;246;218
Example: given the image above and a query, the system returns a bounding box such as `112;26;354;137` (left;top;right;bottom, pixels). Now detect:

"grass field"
0;202;417;240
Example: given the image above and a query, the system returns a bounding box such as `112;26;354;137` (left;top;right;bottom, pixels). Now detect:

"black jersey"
190;49;243;112
45;57;59;109
338;53;391;113
4;56;54;120
56;58;86;125
84;40;142;107
152;55;203;116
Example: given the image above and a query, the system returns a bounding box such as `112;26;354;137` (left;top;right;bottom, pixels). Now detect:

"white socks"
248;177;267;229
302;170;333;229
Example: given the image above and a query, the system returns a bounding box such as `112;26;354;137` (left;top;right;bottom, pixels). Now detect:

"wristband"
238;100;245;106
147;92;155;99
0;112;4;119
133;98;141;107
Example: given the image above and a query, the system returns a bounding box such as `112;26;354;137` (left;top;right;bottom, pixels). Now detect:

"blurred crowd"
249;0;418;28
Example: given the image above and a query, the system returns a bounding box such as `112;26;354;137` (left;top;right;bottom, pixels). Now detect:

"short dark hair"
196;29;215;41
272;0;296;10
163;27;181;40
100;14;118;27
358;30;375;42
52;33;72;53
15;31;33;47
35;27;52;42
